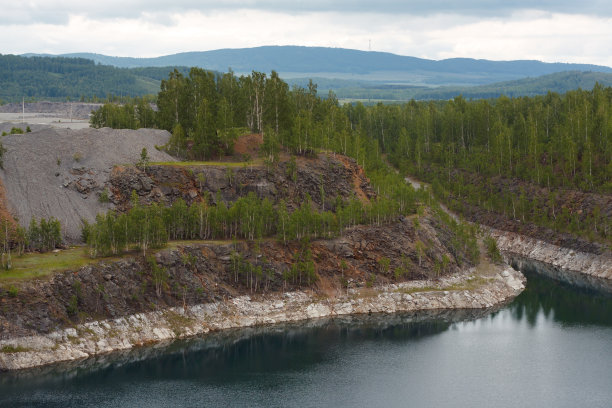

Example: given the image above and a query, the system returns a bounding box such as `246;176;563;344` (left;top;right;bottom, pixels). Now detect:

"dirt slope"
0;127;176;242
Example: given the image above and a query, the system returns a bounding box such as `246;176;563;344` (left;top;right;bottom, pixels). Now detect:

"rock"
141;177;153;192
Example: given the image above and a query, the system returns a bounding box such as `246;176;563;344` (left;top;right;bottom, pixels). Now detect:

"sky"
1;0;611;66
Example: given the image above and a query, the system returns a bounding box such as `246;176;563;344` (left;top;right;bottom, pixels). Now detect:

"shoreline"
488;228;612;292
0;264;525;371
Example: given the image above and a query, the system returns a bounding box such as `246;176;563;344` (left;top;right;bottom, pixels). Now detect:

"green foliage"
378;257;390;274
27;217;62;252
369;88;612;244
90;102;138;129
0;141;6;169
148;256;168;297
10;127;24;134
484;236;503;264
286;155;297;182
0;54;188;102
167;123;187;157
99;188;110;203
86;200;167;257
7;285;18;297
137;147;150;171
85;182;418;258
67;294;79;315
1;345;30;353
283;239;317;286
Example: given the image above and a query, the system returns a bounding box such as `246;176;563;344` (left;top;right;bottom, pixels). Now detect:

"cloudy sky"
1;1;611;66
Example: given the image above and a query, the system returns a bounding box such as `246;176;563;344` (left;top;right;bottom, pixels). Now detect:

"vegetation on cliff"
92;68;611;249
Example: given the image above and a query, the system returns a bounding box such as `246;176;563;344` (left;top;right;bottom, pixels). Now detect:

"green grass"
1;345;31;353
396;285;442;294
164;239;235;249
446;276;491;291
0;238;267;283
0;247;104;282
151;159;263;167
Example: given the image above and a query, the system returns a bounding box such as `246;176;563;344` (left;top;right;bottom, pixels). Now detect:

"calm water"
1;271;612;408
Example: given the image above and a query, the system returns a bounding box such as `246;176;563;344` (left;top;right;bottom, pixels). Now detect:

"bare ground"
0;102;101;120
0;127;176;242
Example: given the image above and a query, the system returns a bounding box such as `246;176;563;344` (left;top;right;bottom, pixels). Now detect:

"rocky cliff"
107;154;374;212
488;228;612;292
0;256;524;371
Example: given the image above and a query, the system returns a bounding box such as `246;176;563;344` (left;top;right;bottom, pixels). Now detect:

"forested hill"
7;47;612;102
0;54;190;102
326;71;612;101
26;46;612;87
414;71;612;99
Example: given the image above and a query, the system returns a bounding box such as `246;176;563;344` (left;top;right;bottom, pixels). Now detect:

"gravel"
0;126;177;242
0;102;101;120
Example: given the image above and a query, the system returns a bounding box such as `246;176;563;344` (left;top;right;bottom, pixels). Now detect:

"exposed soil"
232;133;263;158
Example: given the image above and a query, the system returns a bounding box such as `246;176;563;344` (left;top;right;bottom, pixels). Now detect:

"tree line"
0;217;62;269
362;89;611;243
0;54;193;102
84;190;419;257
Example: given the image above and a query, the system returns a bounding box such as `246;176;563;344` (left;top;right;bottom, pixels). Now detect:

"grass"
0;247;108;283
396;285;443;295
164;239;234;250
151;159;263;168
1;345;31;353
395;276;492;295
446;276;491;291
163;310;195;336
0;238;269;284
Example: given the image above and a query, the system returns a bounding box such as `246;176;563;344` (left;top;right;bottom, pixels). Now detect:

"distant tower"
22;97;24;123
369;39;371;51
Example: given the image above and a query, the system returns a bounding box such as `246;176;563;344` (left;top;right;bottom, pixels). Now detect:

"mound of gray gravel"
0;127;177;242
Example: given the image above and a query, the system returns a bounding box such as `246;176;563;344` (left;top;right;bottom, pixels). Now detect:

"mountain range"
5;46;612;103
25;46;612;87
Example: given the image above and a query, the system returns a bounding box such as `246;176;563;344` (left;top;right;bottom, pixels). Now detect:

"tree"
138;147;150;171
415;240;425;267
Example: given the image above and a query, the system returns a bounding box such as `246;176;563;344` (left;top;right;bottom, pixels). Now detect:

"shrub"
7;285;19;297
484;236;503;264
99;188;110;203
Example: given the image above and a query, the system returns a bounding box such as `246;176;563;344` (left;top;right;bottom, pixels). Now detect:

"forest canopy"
91;68;611;246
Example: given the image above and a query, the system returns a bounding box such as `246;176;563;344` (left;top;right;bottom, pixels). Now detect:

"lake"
1;270;611;408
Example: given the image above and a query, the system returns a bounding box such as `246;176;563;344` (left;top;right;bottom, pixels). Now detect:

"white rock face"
0;266;525;371
487;228;612;291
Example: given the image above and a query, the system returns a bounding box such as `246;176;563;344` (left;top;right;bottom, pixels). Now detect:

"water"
1;272;612;408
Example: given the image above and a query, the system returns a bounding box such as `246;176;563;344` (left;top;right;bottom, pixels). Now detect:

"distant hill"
0;54;190;103
322;71;612;102
4;52;612;103
414;71;612;100
25;46;612;87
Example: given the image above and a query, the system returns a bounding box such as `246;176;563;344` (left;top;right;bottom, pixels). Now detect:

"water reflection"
1;273;611;408
0;308;490;387
509;271;612;327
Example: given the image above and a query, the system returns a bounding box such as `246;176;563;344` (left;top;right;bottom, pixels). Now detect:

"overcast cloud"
0;0;610;66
